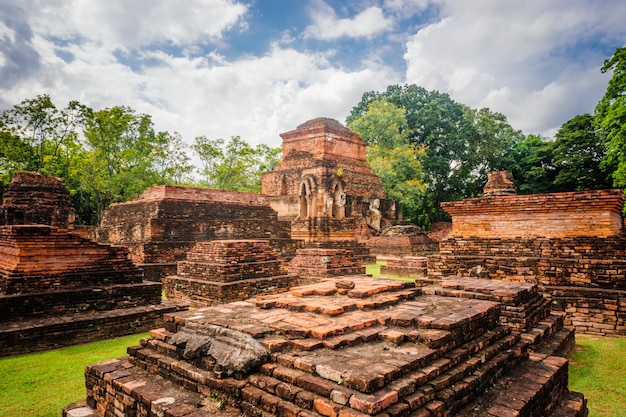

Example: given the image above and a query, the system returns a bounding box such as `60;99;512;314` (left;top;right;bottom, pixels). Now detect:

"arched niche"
299;175;317;219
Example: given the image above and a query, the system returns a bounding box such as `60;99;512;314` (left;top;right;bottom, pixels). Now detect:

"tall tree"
192;136;281;193
348;99;427;222
193;135;225;185
81;106;161;223
508;134;556;194
595;47;626;187
348;84;523;227
0;94;89;187
348;99;410;148
552;114;611;191
153;131;194;184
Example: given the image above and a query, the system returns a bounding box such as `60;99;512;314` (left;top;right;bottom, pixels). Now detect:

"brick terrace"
431;187;626;336
65;276;586;417
163;240;307;307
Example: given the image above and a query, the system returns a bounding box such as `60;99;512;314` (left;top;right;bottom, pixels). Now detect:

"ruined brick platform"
66;276;586;417
163;240;308;307
97;185;299;280
288;248;366;278
0;225;186;356
431;179;626;336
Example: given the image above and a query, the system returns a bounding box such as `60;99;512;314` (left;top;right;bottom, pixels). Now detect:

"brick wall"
442;189;624;238
98;185;293;263
433;188;626;335
0;171;77;228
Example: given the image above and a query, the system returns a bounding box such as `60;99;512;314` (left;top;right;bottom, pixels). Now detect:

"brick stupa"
0;172;186;356
262;118;403;265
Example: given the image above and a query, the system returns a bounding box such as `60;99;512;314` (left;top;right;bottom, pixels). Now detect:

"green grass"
568;335;626;417
0;332;148;417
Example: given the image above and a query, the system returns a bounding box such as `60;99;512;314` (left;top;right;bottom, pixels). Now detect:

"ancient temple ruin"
97;185;298;280
0;171;78;228
429;171;626;336
0;172;186;356
262;117;398;241
65;274;586;417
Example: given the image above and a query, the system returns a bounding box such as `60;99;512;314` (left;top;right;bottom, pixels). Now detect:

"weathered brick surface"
442;189;624;239
164;240;307;307
67;276;586;417
0;171;77;228
434;185;626;336
98;185;294;264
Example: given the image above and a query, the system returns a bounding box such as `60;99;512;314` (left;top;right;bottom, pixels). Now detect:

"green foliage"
595;47;626;188
193;135;281;193
81;106;165;223
508;134;557;194
553;114;612;191
0;333;148;417
0;95;89;198
348;84;524;227
366;143;427;224
348;99;410;148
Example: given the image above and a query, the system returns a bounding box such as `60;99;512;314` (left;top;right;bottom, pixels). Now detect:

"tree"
464;107;525;188
153;131;194;184
348;99;410;148
193;135;225;185
81;106;163;223
367;143;427;225
192;136;281;193
552;114;611;191
348;84;524;227
508;134;556;194
595;47;626;187
348;99;427;222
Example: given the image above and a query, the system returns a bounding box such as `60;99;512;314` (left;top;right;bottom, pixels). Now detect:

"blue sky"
1;0;625;151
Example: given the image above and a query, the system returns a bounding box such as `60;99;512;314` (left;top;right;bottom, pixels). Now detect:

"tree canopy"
0;96;278;224
595;47;626;187
348;85;525;227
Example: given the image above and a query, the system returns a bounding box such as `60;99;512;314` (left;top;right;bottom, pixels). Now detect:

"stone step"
456;354;582;417
520;313;565;348
549;391;588;417
532;327;576;358
63;356;241;417
128;318;525;417
0;302;186;357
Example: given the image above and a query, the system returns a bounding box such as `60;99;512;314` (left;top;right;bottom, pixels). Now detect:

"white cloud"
304;1;393;40
403;0;626;137
28;0;248;49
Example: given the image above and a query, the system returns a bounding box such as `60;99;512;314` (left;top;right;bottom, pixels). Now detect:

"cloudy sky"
1;0;625;150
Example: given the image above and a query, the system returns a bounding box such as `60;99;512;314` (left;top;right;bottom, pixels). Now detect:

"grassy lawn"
568;335;626;417
0;332;148;417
